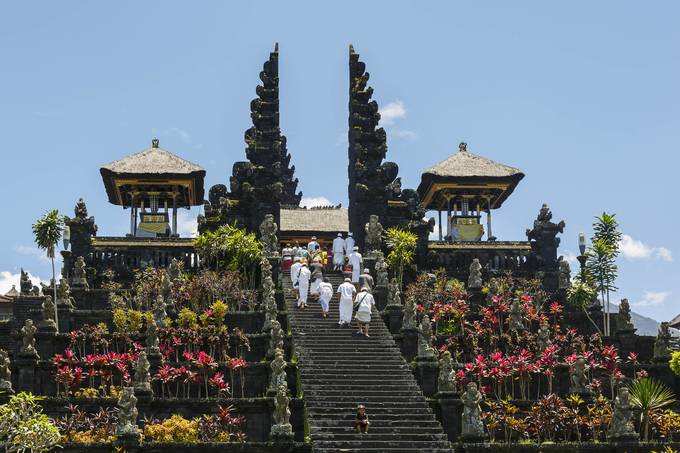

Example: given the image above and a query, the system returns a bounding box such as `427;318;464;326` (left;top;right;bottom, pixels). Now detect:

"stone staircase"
285;271;452;452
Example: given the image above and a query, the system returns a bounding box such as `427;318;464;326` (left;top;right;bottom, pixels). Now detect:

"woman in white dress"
354;287;375;337
336;278;357;326
318;277;333;318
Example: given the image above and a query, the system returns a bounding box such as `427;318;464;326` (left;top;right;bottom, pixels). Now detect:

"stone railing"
427;240;533;280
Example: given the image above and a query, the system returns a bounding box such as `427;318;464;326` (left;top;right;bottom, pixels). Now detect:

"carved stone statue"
468;259;482;289
259;214;279;257
508;299;524;332
270;383;293;438
152;294;167;327
418;315;436;360
74;198;89;220
57;278;74;308
653;322;671;361
364;214;384;254
617;298;635;332
20;268;32;295
461;382;485;439
387;278;401;307
374;252;388;287
558;257;571;290
167;258;182;283
268;320;284;358
269;348;287;393
0;349;13;393
116;387;140;438
134;351;152;395
40;296;57;330
569;357;590;394
438;350;456;393
20;319;38;357
71;256;89;289
608;387;638;440
145;320;160;355
537;320;551;352
403;296;417;330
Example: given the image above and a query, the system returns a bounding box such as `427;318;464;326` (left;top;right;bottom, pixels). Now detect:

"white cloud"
561;251;579;266
393;130;418;140
379;100;407;126
152;127;203;149
14;245;50;263
619;234;673;262
300;197;332;208
633;291;670;308
176;210;198;238
0;270;44;295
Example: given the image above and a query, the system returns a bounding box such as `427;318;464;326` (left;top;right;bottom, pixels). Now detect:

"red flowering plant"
52;349;138;397
227;357;249;398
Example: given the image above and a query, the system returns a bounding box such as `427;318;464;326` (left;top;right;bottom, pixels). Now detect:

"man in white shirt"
348;246;363;284
332;233;345;271
337;277;357;326
297;262;311;309
344;232;355;256
318;277;334;318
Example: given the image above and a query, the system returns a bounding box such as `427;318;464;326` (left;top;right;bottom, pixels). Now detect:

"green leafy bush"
0;392;60;453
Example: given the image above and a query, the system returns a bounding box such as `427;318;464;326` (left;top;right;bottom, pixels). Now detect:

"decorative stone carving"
607;387;638;441
569;356;590;394
468;259;482;289
116;387;140;438
0;349;13;394
152;294;167;327
402;296;417;330
526;204;566;290
364;215;383;255
508;299;524;333
260;214;279;257
167;258;182;282
145;320;160;355
20;319;38;357
417;315;436;360
374;252;388;287
40;296;57;330
74;198;89;220
558;257;571;290
438;350;455;393
653;322;671;362
270;383;293;439
537;320;551;352
134;351;152;395
57;278;75;308
20;268;33;295
71;256;89;289
617;298;635;333
268;320;284;358
269;348;287;393
387;278;401;307
461;382;485;440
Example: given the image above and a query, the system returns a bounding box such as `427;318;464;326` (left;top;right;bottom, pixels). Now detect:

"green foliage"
178;308;198;329
670;351;680;377
112;308;152;334
32;209;64;259
567;279;601;334
385;227;417;286
0;392;60;453
629;377;676;440
195;225;262;288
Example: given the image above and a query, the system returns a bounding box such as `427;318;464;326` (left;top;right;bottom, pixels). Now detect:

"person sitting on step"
354;404;369;434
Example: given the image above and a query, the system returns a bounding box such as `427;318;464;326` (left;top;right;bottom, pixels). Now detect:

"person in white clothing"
348;246;363;283
344;232;355;256
337;277;357;326
290;257;302;297
307;236;319;252
332;233;345;271
318;277;334;318
297;262;311;309
354;287;375;337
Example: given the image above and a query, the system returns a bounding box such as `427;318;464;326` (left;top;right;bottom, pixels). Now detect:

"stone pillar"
16;353;38;393
400;328;418;362
172;194;178;237
382;304;403;334
437;392;462;442
414;357;438;397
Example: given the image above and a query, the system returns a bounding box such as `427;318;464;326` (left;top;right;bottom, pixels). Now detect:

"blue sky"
1;2;678;321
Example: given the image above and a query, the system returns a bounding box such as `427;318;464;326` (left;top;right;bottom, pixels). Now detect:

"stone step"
316;449;452;453
312;440;452;449
310;417;443;427
306;401;432;409
311;432;449;442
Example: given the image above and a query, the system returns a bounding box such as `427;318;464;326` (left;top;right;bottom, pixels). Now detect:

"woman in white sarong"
318;277;333;318
354;287;375;337
297;263;311;309
336;277;356;326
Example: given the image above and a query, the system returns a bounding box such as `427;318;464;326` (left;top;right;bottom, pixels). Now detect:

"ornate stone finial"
274;42;279;52
349;44;355;54
57;278;74;308
438;351;456;393
402;295;417;330
617;298;635;333
537;320;551;352
116;387;140;439
40;296;57;331
607;387;639;441
459;142;468;152
417;315;436;360
20;319;38;357
387;278;401;307
461;382;485;440
74;198;88;219
151;138;159;148
269;348;287;394
653;322;671;361
569;356;590;394
145;320;160;356
508;299;525;333
364;215;384;255
152;294;167;327
467;259;483;290
0;349;13;394
259;214;279;257
20;269;32;295
374;252;388;287
134;351;152;395
71;256;89;289
558;257;571;290
268;320;284;358
270;382;293;439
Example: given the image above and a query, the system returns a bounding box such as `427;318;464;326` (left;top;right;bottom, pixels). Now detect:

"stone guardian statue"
364;214;384;255
468;258;482;289
607;387;638;440
461;382;485;440
259;214;279;257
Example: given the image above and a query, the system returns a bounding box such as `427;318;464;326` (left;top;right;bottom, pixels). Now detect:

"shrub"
144;414;199;443
670;351;680;377
0;392;61;453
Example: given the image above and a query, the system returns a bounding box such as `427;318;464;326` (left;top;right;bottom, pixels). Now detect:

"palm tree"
628;377;676;440
32;209;64;332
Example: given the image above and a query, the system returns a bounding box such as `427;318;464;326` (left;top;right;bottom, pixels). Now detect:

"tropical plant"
651;410;680;441
0;392;61;453
586;212;620;335
385;227;417;287
670;351;680;377
32;209;65;332
567;279;601;334
195;225;262;288
629;377;676;440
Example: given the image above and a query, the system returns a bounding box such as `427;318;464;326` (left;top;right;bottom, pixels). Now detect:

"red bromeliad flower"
549;301;563;316
227;357;248;371
627;352;639;365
